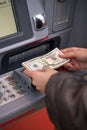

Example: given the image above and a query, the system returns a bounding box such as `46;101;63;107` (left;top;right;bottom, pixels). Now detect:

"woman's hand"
23;69;57;93
60;47;87;70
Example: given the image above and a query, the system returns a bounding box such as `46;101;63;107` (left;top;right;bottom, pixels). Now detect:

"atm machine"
0;0;87;128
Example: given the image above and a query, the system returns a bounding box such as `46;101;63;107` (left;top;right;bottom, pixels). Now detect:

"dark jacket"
45;72;87;130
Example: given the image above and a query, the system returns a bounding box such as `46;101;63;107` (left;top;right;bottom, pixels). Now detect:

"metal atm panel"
0;0;77;128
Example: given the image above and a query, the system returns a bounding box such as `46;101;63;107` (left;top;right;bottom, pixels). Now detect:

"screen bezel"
0;0;33;48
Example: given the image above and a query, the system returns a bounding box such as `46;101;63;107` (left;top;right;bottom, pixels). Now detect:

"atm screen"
0;0;33;49
0;0;17;38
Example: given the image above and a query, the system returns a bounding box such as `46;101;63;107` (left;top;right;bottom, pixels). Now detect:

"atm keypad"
0;75;28;106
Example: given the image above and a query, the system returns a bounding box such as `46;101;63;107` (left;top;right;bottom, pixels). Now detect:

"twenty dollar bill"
22;48;70;71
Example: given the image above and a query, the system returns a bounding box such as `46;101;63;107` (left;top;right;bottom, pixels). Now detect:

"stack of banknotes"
22;48;70;71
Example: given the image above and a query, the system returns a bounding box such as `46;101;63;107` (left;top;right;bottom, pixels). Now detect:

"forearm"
45;72;87;130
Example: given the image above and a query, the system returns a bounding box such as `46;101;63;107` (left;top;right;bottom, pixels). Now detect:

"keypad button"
3;97;8;102
5;76;13;81
8;94;16;99
8;81;16;86
5;89;12;94
2;85;7;89
13;85;22;90
17;89;26;95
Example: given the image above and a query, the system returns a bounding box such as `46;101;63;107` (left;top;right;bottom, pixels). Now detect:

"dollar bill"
22;48;70;71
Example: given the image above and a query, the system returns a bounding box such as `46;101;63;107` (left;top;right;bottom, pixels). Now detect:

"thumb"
59;51;75;59
23;69;33;78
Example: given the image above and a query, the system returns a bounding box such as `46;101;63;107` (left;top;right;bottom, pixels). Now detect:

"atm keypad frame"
0;68;45;125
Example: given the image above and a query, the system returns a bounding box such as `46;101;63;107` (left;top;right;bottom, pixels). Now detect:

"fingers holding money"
23;69;33;78
59;48;76;59
23;68;58;93
23;68;57;78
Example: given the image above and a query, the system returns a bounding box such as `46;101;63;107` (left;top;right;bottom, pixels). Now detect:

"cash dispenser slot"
0;36;60;74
